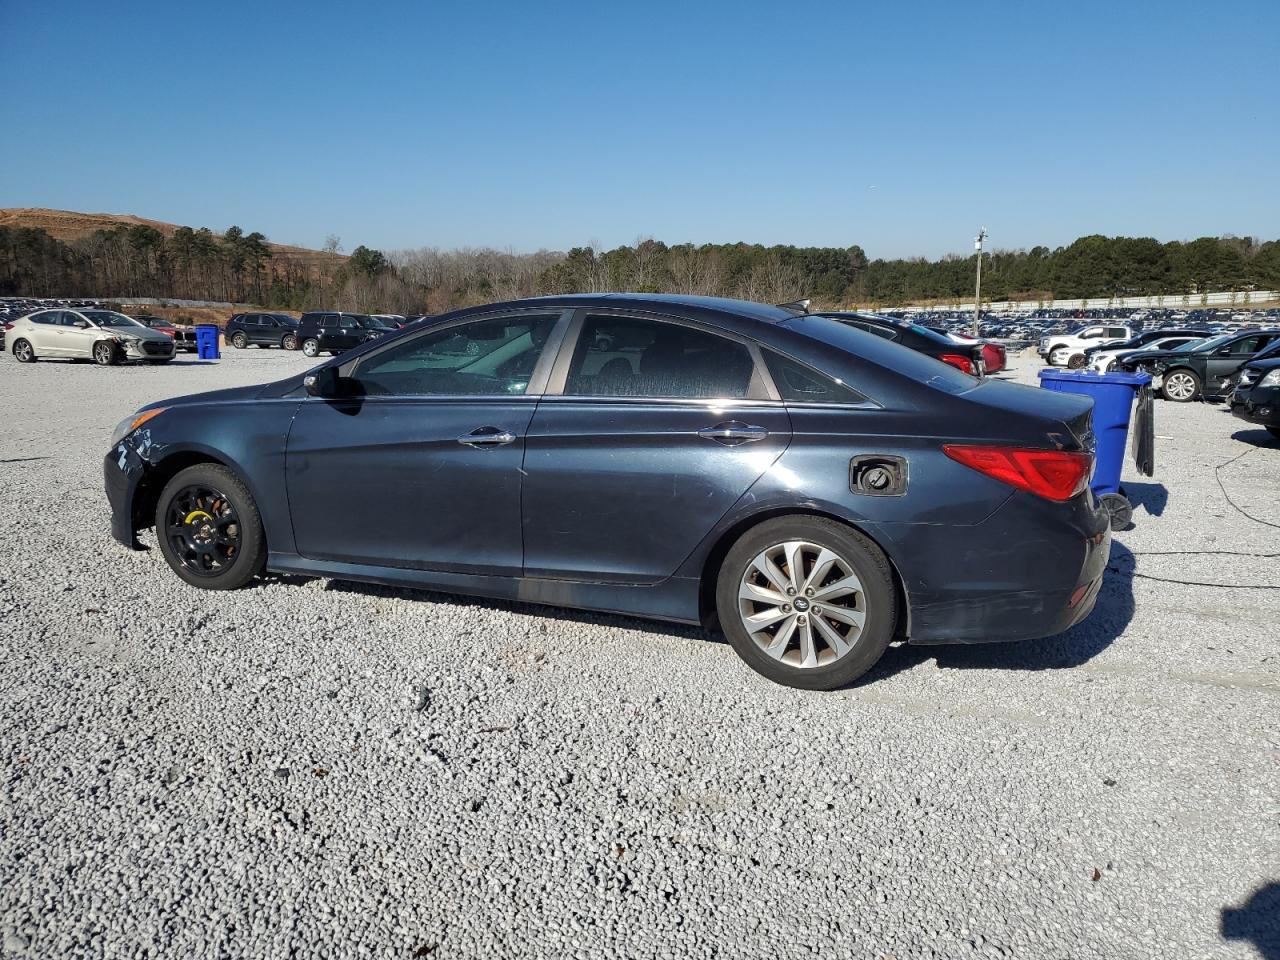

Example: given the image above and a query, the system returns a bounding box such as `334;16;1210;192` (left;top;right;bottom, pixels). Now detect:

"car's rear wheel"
716;516;896;690
302;338;320;357
282;333;297;351
93;341;119;366
231;331;248;349
155;464;265;590
1162;369;1200;402
12;338;36;363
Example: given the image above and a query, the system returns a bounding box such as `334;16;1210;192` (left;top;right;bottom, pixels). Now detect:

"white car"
1089;335;1204;372
6;308;176;365
1040;324;1134;368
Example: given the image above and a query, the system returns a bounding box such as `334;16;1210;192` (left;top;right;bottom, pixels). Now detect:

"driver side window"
353;315;559;397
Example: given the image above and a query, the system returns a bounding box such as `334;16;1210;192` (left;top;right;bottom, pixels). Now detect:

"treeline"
3;224;1279;312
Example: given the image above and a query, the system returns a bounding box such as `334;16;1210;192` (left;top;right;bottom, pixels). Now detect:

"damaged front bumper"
105;429;159;549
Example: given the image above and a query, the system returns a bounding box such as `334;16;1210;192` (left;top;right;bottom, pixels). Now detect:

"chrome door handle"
457;427;517;447
697;421;769;445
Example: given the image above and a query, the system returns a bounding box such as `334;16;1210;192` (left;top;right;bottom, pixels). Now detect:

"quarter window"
763;350;868;404
564;316;755;399
354;314;558;396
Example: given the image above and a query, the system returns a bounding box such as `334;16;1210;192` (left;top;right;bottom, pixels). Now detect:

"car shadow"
859;539;1137;684
1123;481;1169;517
1232;428;1280;448
1221;882;1279;960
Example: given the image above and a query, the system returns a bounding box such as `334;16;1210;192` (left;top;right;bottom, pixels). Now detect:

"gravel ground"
1;347;1277;960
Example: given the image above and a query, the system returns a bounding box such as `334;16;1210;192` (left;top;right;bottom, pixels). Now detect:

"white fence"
905;289;1280;313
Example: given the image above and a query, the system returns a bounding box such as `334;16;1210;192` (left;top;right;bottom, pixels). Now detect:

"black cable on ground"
1214;447;1280;531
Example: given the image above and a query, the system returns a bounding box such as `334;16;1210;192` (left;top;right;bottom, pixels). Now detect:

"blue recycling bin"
1038;368;1154;527
195;324;221;360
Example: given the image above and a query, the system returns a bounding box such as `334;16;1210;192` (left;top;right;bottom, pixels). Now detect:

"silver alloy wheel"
738;540;866;669
283;333;297;350
232;332;247;348
13;339;33;362
1165;371;1196;400
94;341;115;365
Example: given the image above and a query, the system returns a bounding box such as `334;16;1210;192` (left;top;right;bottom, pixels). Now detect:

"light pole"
972;228;987;337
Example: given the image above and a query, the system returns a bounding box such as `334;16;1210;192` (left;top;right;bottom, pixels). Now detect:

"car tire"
93;341;120;366
716;516;897;690
1161;369;1200;402
282;333;297;351
12;338;36;363
155;463;266;590
301;338;320;357
231;332;248;349
1066;353;1087;369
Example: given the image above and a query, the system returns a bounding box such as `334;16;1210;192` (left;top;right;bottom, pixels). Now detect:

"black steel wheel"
155;464;265;589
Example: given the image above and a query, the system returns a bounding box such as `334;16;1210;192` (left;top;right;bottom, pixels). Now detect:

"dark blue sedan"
105;295;1109;689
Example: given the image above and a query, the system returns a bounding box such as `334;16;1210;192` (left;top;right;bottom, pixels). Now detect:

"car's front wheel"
155;464;265;590
282;333;297;351
716;516;896;690
1162;369;1200;402
12;338;36;363
1066;352;1087;369
301;338;321;357
93;341;120;366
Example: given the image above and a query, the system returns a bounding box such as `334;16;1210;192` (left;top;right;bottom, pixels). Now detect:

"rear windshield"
783;314;978;393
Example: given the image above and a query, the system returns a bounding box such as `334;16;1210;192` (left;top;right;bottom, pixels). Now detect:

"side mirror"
73;319;90;329
304;367;340;397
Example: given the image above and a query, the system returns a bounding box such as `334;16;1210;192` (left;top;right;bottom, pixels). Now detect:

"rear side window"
565;316;755;399
763;351;868;404
30;311;59;325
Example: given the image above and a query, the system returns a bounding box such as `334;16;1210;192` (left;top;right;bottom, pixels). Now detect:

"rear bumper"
878;491;1111;645
1230;384;1279;427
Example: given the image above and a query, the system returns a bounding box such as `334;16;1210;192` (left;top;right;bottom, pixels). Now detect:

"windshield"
82;311;141;328
1178;334;1233;353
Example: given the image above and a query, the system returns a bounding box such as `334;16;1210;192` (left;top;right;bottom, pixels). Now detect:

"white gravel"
1;347;1277;959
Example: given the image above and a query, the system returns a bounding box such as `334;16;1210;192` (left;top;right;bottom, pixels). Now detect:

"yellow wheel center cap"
184;509;213;526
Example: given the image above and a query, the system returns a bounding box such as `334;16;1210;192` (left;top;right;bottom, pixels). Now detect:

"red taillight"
939;353;975;374
2;323;12;331
943;444;1092;501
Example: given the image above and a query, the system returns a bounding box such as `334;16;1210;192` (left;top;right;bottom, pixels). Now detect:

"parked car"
293;312;386;357
1090;335;1205;373
227;313;300;350
1229;350;1280;440
134;316;177;338
1116;330;1280;402
8;308;176;365
1040;324;1134;368
937;329;1008;374
370;314;408;329
105;294;1109;690
816;312;987;374
1083;329;1208;372
170;324;198;353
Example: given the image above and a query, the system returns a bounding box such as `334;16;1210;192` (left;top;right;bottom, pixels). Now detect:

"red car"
134;316;177;338
940;330;1007;374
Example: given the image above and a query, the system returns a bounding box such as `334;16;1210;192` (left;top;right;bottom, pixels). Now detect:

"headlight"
1260;370;1280;388
111;407;167;446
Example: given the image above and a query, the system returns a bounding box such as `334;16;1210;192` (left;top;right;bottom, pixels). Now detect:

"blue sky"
3;0;1277;258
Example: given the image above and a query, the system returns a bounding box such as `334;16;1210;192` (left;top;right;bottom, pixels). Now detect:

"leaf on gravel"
413;944;438;957
1091;868;1102;882
313;767;329;778
84;608;101;614
478;725;511;734
414;686;431;712
1102;778;1117;787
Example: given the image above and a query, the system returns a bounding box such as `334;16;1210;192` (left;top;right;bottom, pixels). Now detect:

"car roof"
451;293;797;325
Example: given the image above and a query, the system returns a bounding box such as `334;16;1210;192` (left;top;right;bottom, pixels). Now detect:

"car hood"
1118;348;1190;363
1243;356;1280;372
140;381;291;413
109;326;174;343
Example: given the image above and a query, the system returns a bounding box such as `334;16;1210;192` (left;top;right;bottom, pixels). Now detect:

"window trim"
337;308;574;401
542;307;778;403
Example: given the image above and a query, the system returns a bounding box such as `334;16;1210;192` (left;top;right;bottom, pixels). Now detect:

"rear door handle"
697;421;769;445
457;426;517;447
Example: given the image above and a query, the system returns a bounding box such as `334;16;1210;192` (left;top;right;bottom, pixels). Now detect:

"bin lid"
1038;368;1151;386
